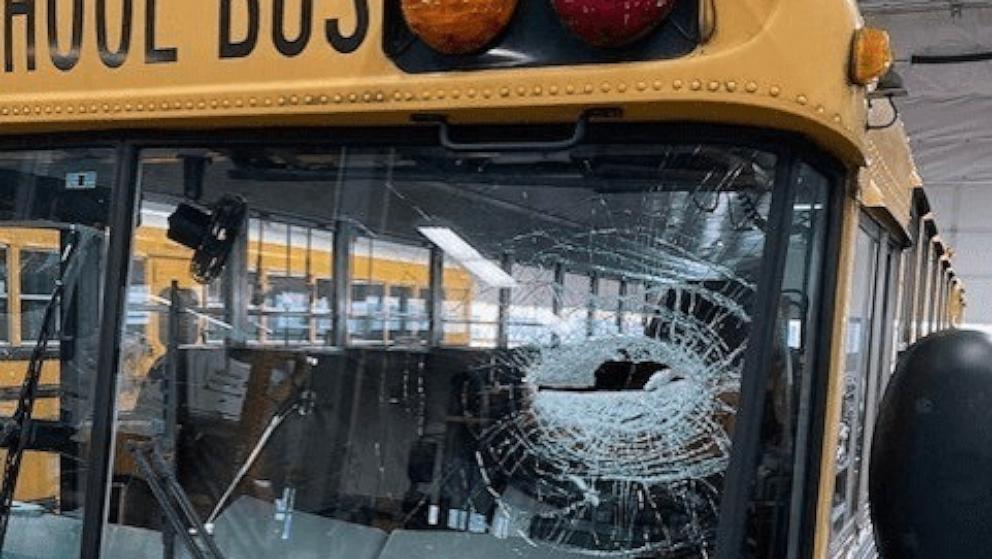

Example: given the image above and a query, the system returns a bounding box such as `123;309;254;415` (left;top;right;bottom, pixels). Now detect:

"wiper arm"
0;231;79;551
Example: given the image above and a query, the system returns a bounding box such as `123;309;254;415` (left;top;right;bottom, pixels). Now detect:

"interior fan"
167;195;248;284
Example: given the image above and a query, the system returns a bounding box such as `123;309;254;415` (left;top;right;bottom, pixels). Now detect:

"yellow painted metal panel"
858;117;920;235
814;191;859;559
0;398;59;502
0;0;868;164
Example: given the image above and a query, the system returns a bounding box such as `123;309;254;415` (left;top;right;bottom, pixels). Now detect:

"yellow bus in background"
2;216;477;503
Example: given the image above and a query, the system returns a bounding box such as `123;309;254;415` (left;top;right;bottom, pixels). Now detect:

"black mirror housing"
871;329;992;557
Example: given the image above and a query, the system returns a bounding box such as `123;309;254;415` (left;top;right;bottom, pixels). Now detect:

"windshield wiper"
0;231;79;551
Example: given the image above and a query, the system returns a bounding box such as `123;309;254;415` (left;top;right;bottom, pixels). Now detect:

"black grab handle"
412;108;621;152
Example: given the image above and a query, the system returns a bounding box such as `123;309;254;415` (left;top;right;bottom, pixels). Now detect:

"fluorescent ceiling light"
418;226;517;289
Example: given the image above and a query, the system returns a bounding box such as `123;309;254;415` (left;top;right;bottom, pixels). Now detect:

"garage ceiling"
863;1;992;325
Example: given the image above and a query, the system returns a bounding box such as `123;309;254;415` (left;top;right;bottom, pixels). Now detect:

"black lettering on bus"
272;0;311;57
4;0;36;72
96;0;133;68
47;0;82;71
326;0;368;54
145;0;176;63
219;0;258;58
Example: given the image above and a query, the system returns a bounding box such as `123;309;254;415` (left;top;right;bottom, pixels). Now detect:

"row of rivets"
0;79;848;130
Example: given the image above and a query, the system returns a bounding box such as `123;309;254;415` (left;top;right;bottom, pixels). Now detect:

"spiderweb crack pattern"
469;260;752;556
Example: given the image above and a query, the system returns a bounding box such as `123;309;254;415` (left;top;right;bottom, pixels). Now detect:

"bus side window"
19;249;60;343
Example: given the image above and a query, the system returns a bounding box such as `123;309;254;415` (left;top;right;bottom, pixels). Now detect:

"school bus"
0;1;966;559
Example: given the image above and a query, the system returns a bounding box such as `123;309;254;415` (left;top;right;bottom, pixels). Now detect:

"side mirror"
870;330;992;557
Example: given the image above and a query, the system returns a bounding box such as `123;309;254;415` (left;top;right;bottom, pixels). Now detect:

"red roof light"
552;0;678;48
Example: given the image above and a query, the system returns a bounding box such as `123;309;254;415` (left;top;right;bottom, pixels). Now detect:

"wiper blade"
0;230;80;551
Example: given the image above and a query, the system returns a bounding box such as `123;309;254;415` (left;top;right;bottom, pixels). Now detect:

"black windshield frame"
0;123;846;559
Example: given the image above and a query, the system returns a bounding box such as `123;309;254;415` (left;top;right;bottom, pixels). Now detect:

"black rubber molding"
912;50;992;64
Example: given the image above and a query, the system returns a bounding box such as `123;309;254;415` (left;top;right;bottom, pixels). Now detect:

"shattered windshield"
110;141;792;558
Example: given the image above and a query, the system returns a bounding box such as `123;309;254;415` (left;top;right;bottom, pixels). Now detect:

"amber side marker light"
851;27;894;86
401;0;519;55
553;0;679;48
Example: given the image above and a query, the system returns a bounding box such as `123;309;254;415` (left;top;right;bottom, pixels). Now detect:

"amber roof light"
401;0;519;55
851;27;894;86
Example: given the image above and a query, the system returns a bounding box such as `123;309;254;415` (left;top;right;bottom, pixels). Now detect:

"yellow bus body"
0;1;966;557
0;1;865;163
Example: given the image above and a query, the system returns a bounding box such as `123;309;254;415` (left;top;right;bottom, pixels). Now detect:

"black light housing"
867;69;908;130
383;0;699;74
869;68;908;100
167;195;248;284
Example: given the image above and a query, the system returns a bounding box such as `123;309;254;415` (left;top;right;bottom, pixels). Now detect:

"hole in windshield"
113;141;785;559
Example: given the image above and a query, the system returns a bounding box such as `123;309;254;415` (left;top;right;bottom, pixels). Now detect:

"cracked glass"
107;140;820;559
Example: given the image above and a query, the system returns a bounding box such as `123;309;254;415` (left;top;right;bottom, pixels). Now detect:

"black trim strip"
715;149;800;557
0;418;76;454
0;122;836;155
0;347;59;360
912;51;992;65
798;166;849;559
80;142;140;559
0;384;59;400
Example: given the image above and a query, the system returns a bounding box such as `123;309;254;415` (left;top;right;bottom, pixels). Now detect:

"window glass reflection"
112;142;812;559
746;162;831;558
0;148;115;559
20;249;60;342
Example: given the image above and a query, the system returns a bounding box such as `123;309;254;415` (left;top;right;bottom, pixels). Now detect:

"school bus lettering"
218;0;259;59
4;0;370;72
95;0;132;68
219;0;370;60
144;0;176;64
47;0;83;71
272;0;311;57
0;3;971;558
4;0;35;72
326;0;367;54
